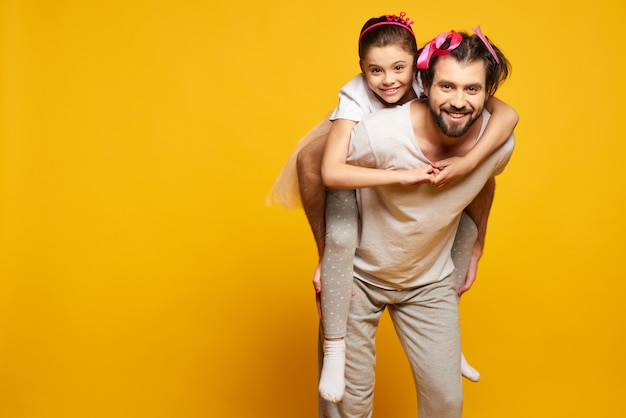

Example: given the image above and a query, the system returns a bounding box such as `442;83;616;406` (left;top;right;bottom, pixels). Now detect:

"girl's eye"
395;65;405;71
371;68;381;74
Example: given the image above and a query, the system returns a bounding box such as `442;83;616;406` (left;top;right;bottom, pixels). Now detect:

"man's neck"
412;101;484;162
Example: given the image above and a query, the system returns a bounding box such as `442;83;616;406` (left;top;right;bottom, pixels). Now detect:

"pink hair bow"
472;25;500;64
416;30;462;69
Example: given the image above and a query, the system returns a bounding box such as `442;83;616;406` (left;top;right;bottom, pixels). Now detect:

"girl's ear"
359;60;365;74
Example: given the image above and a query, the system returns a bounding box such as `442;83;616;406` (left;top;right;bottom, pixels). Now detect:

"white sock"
461;352;480;382
319;339;346;402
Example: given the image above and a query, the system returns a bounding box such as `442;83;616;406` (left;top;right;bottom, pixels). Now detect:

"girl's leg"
319;189;359;402
452;212;480;382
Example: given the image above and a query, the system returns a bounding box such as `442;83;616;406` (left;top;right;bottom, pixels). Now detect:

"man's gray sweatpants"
319;212;477;418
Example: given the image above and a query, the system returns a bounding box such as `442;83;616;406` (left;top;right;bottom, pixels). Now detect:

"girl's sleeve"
330;75;369;123
492;135;515;177
330;90;365;122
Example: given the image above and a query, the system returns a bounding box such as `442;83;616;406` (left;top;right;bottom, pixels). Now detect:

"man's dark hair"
419;31;511;96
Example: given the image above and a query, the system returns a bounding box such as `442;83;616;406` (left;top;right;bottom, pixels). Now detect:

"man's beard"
429;105;478;138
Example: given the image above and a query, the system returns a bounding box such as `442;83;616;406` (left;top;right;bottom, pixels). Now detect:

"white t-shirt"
330;74;423;123
347;100;515;290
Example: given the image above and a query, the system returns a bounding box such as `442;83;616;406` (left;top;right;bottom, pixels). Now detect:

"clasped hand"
399;156;473;188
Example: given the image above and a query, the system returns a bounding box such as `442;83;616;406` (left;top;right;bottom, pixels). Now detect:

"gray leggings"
320;188;478;339
320;189;359;339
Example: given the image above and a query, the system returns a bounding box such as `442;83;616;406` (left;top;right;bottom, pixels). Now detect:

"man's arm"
459;177;496;295
296;135;327;298
296;135;327;260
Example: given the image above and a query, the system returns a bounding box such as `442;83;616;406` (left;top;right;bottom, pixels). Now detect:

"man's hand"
312;263;323;319
312;262;356;319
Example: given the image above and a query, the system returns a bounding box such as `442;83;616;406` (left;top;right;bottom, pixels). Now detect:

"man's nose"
450;90;465;108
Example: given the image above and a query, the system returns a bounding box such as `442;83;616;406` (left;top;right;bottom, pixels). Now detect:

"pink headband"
472;25;500;64
358;12;415;43
416;30;462;69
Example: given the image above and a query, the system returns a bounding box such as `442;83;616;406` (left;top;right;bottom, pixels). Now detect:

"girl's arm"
431;96;518;187
321;119;432;189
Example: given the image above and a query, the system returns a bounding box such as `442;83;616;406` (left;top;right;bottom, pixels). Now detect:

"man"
320;30;515;418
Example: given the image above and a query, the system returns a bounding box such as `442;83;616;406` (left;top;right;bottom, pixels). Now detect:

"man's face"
360;44;416;106
425;55;488;137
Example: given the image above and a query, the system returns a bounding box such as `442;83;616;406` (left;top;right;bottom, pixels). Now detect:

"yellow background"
1;0;624;417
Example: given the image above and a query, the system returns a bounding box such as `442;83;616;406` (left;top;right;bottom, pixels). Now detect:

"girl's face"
360;44;417;106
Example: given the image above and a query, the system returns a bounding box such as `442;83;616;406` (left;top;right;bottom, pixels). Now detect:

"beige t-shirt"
348;100;514;290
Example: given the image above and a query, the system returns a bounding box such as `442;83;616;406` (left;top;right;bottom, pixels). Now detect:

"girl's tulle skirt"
265;113;332;209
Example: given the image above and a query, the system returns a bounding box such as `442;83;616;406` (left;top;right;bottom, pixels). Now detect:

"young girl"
266;14;518;403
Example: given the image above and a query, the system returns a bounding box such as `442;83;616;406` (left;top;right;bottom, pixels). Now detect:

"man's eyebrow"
436;79;484;88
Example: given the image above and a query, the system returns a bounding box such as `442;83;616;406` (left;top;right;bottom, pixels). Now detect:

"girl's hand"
431;157;475;188
398;166;436;186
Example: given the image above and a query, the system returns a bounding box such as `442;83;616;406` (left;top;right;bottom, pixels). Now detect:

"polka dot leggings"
320;189;359;339
319;189;478;339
